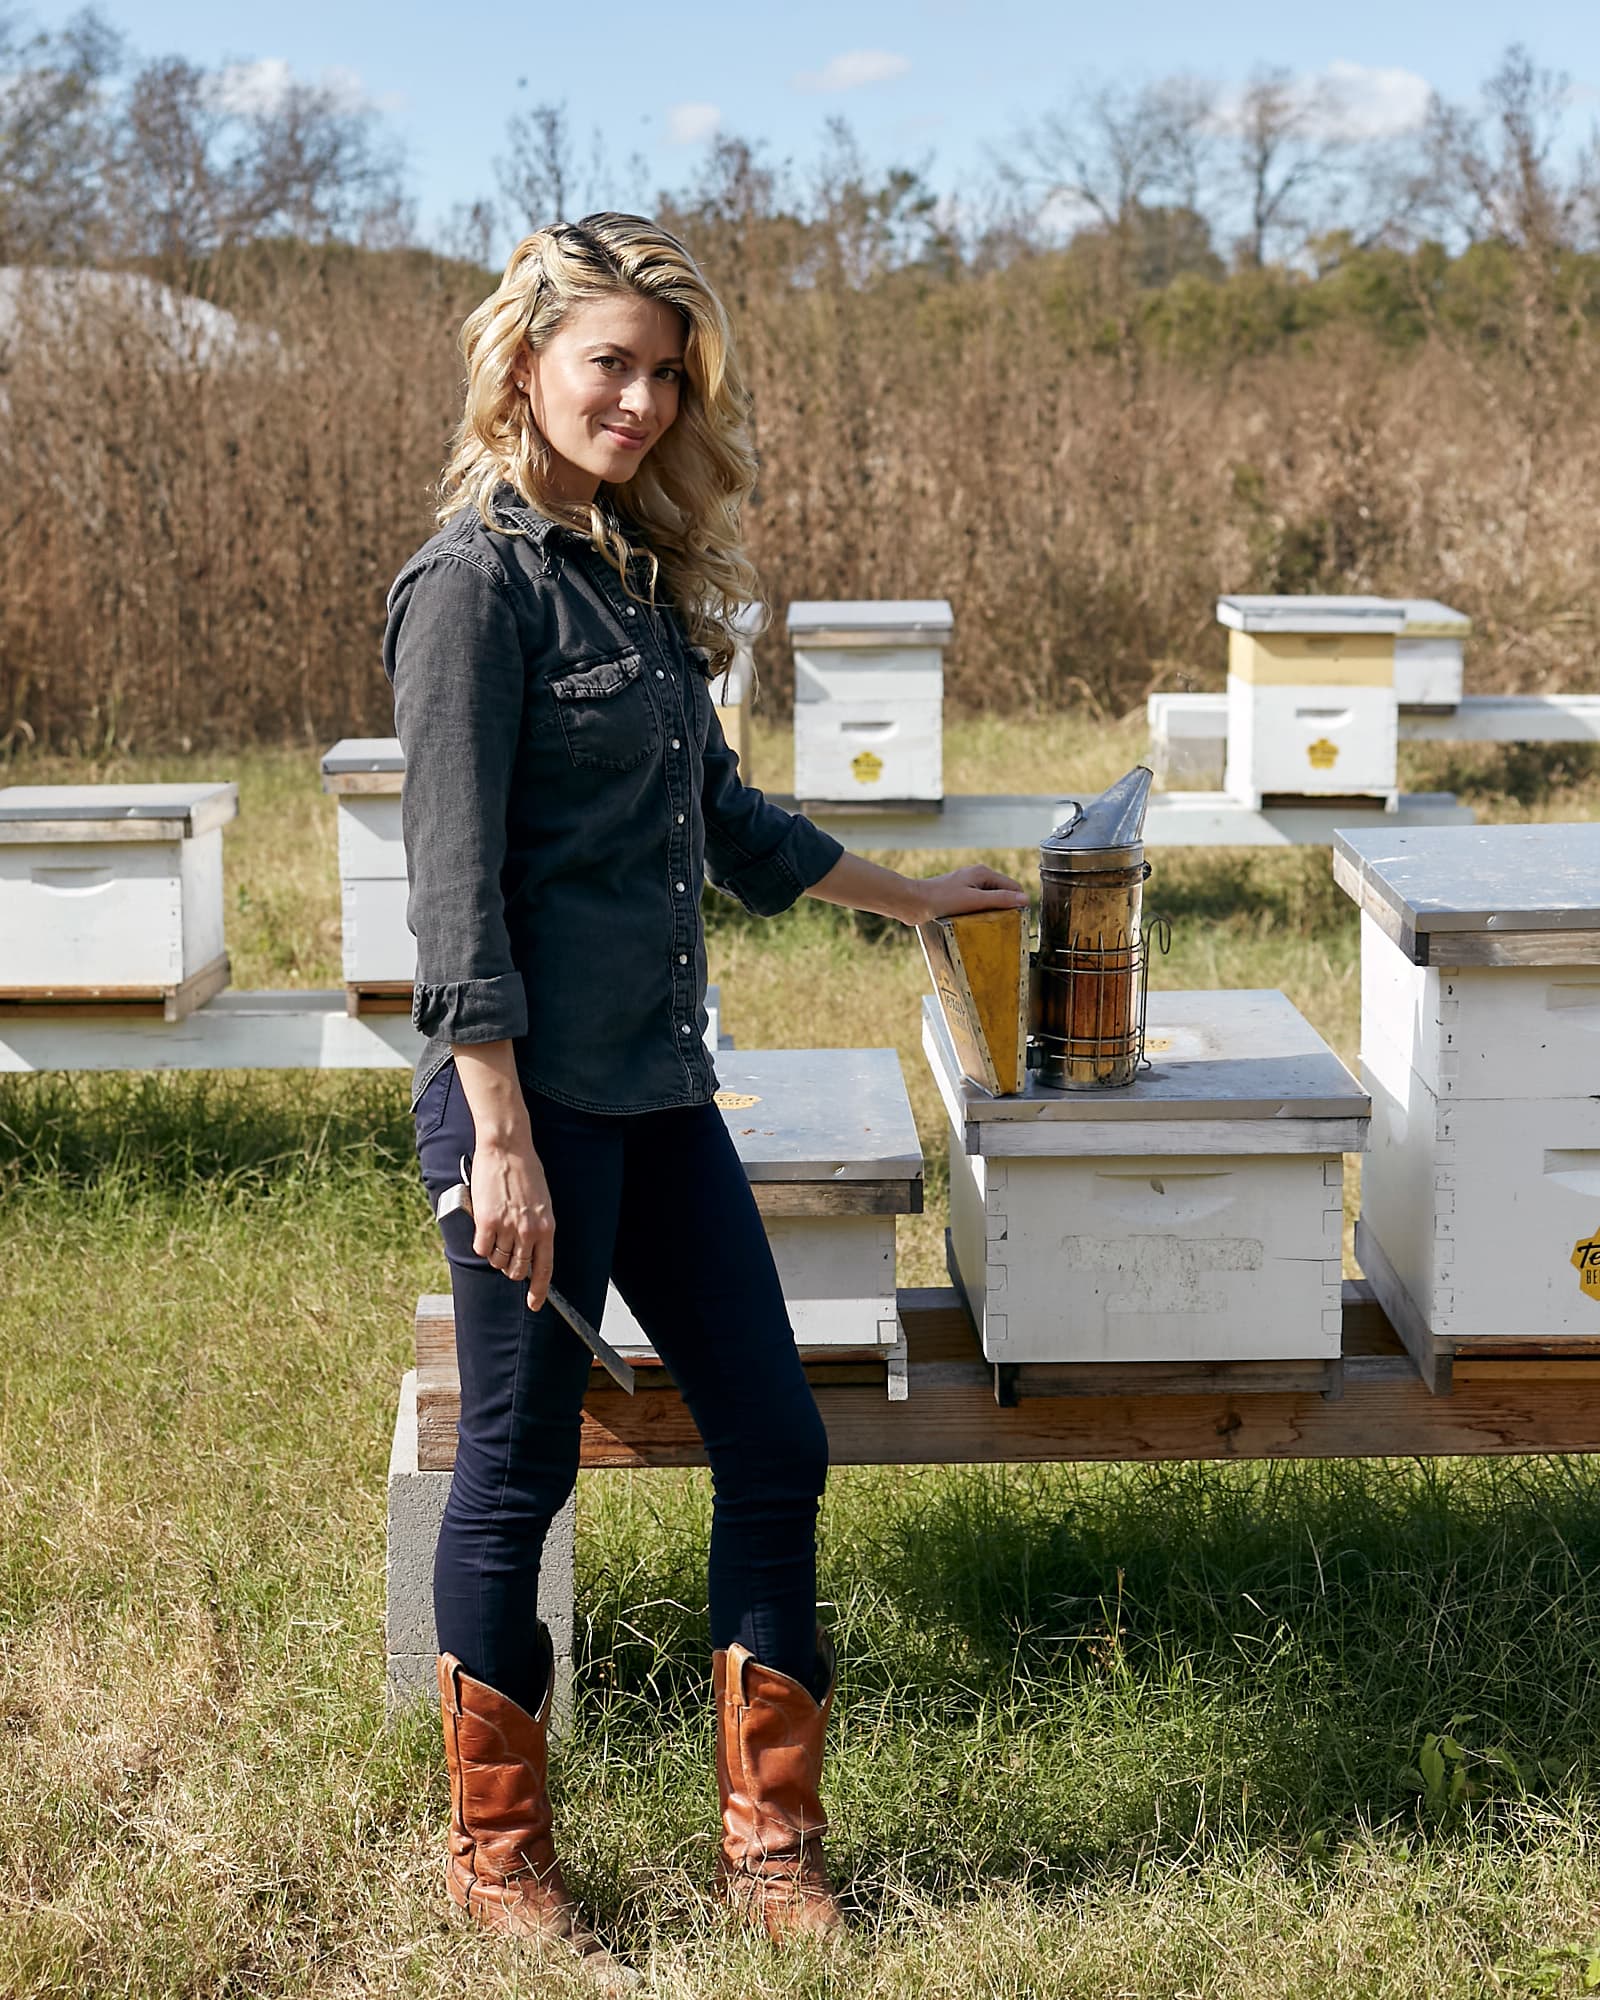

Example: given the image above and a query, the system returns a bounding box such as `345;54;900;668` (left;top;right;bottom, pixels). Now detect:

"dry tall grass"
3;242;1597;756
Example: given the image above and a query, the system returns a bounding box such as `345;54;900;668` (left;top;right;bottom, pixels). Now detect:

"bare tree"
1423;44;1598;250
436;198;498;269
808;117;941;287
229;75;407;244
496;99;616;231
110;54;406;264
1004;76;1222;288
1013;79;1179;242
113;57;226;263
0;6;122;262
1227;66;1351;268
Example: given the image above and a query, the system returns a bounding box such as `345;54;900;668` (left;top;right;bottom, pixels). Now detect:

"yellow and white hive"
1218;594;1404;808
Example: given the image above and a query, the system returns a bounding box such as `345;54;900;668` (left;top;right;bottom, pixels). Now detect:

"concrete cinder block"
387;1370;575;1729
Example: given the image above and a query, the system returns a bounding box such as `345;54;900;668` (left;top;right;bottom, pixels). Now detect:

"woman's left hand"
908;864;1031;926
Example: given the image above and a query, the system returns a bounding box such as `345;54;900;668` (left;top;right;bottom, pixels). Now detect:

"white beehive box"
1218;596;1402;809
1147;693;1227;792
321;739;408;996
1392;598;1470;712
787;599;951;807
595;1048;921;1354
1337;823;1600;1362
319;738;722;1047
710;603;760;782
0;783;236;1019
925;988;1367;1365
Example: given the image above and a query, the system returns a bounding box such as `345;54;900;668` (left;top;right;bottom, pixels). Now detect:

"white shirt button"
625;605;637;618
676;812;685;824
675;881;686;893
670;738;681;750
680;1023;691;1036
678;953;688;964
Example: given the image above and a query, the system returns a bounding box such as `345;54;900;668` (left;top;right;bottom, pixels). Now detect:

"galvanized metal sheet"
709;1047;922;1180
925;989;1366;1125
0;782;237;829
1334;823;1600;935
1217;594;1406;634
786;598;953;639
320;738;407;775
1393;597;1471;637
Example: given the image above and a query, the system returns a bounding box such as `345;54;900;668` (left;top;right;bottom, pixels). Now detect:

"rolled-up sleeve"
385;554;529;1043
700;701;844;916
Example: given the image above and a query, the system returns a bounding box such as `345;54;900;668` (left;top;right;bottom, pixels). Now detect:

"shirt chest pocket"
550;650;659;771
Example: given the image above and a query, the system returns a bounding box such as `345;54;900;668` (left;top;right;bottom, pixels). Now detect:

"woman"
386;212;1026;1977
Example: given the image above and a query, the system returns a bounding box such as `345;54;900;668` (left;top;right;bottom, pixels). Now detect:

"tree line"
0;15;1596;752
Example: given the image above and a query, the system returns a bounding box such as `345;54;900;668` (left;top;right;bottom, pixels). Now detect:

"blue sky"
39;0;1600;250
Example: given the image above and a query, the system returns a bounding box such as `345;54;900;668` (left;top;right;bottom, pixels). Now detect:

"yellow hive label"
714;1090;761;1110
1307;737;1340;770
1571;1225;1600;1297
851;749;884;784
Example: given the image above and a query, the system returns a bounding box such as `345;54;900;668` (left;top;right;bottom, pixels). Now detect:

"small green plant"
1402;1712;1525;1817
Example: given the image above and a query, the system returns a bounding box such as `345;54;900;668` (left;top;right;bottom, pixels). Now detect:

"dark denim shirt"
382;485;844;1116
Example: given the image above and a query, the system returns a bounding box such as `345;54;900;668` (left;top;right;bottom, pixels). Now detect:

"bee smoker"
1030;765;1164;1090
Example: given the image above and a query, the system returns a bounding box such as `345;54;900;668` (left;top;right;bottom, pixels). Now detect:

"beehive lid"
925;988;1365;1127
1391;597;1472;638
1334;823;1600;963
322;738;405;775
786;599;954;648
1217;594;1406;635
708;1047;922;1181
321;738;405;794
0;782;237;841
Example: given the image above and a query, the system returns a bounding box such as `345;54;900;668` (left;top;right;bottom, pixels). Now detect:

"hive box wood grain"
0;783;236;1018
927;989;1367;1365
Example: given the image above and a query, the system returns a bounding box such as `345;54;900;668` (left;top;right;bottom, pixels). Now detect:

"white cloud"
212;58;396;119
1318;60;1433;140
1213;60;1431;144
665;100;721;145
793;50;912;94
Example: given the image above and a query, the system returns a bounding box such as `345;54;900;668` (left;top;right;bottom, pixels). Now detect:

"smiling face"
516;291;687;507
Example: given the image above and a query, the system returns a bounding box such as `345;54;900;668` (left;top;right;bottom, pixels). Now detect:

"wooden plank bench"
387;1278;1600;1710
410;1280;1600;1474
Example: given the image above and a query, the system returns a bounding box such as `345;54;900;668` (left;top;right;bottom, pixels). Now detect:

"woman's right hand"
448;1040;556;1311
471;1138;556;1311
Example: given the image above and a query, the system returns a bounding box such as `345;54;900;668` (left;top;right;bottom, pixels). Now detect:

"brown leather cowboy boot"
437;1628;638;1989
712;1627;845;1939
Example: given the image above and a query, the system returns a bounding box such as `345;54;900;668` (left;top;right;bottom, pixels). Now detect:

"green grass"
4;721;1600;1996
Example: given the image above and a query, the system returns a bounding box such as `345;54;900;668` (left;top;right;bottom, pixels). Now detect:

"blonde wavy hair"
438;212;765;675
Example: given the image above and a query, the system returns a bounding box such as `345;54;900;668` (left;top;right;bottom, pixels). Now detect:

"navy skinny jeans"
412;1056;830;1714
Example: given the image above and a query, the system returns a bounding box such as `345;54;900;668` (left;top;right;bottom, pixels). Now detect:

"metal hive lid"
1391;596;1472;638
1040;766;1153;867
1217;594;1406;635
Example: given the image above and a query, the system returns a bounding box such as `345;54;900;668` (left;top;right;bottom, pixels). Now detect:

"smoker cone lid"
1040;765;1153;870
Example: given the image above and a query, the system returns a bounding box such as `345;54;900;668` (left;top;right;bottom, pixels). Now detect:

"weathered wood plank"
0;951;231;1023
749;1178;922;1217
411;1286;1600;1473
1002;1357;1340;1400
1429;930;1600;969
345;983;413;1017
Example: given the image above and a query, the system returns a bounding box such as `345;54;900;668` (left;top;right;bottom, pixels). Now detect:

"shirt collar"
489;481;616;546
